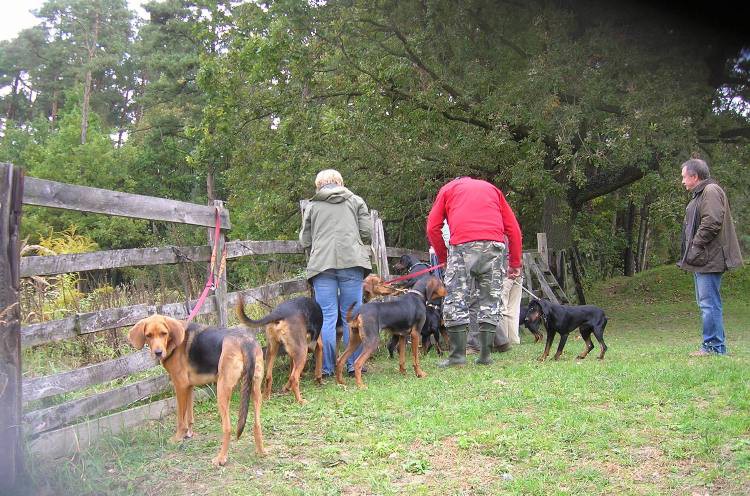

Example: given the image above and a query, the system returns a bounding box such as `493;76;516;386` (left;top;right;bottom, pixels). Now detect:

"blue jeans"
312;268;364;374
694;272;727;354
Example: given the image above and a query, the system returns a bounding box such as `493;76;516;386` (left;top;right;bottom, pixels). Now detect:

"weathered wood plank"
0;162;24;490
20;240;306;278
27;388;210;459
21;278;308;348
23;176;231;229
24;375;171;437
22;349;159;403
530;257;560;304
385;247;429;260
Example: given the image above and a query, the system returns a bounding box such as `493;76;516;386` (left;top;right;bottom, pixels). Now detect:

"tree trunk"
81;69;92;144
81;12;100;145
636;200;651;272
51;90;59;124
623;200;636;276
568;245;586;304
206;168;216;201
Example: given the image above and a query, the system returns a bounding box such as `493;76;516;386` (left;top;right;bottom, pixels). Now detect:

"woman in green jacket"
300;169;372;375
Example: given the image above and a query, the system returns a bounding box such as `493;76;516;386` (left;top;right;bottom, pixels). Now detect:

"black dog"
524;299;608;361
391;254;448;355
518;304;543;343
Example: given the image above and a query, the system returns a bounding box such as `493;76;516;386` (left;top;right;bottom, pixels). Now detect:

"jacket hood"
311;185;353;204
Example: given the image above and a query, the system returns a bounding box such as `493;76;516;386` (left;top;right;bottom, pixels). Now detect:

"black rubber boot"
438;326;468;367
475;328;494;365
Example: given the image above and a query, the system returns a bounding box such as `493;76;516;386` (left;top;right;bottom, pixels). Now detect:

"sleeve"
426;187;449;264
496;188;523;268
693;185;724;248
356;197;372;244
299;203;313;249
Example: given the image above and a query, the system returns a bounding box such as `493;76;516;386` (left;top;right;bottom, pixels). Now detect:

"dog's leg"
252;347;266;456
577;327;594;359
213;354;243;467
440;327;450;353
398;335;407;374
263;335;280;400
287;347;308;405
335;327;361;385
352;341;377;389
185;385;195;438
172;382;190;442
553;333;569;360
314;334;323;384
538;330;554;361
593;320;608;359
410;327;427;378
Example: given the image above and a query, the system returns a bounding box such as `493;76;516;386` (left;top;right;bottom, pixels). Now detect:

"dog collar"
408;262;429;272
406;289;424;297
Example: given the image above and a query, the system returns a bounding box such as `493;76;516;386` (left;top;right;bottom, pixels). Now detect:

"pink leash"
384;263;445;285
186;208;226;322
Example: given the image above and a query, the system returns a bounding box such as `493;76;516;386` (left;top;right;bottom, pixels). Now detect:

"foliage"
0;0;748;284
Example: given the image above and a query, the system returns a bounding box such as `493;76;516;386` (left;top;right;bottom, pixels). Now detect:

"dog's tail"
236;341;259;440
236;299;283;327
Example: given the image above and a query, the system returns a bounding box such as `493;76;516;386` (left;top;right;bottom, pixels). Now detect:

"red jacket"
426;177;522;268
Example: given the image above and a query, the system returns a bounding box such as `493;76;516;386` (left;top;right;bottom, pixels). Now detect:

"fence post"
0;163;26;491
536;232;549;271
209;200;228;327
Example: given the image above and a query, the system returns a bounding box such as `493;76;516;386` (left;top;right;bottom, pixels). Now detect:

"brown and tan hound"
128;315;265;466
237;297;324;404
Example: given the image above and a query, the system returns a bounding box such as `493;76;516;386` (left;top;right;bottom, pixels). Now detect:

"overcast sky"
0;0;148;42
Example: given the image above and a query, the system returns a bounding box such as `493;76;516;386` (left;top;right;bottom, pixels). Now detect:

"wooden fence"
0;164;565;481
0;164;428;469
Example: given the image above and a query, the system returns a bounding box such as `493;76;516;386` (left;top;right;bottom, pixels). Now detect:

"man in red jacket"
427;177;522;366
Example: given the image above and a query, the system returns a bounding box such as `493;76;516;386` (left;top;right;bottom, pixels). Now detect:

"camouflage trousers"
443;241;507;328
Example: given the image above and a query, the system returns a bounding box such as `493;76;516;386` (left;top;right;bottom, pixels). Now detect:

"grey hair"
681;159;710;180
314;169;344;189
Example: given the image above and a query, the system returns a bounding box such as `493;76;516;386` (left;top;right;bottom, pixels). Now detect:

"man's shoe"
438;326;468;367
348;366;368;377
495;343;511;353
475;328;494;365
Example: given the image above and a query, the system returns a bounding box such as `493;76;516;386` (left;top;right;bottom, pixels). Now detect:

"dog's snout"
154;349;163;357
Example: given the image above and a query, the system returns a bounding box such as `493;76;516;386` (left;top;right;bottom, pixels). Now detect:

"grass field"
26;265;750;495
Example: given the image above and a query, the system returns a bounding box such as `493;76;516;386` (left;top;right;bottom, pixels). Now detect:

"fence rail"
23;176;231;229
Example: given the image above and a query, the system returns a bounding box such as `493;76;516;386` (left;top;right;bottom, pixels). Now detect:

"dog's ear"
163;316;186;355
425;277;447;301
538;299;552;315
128;319;147;350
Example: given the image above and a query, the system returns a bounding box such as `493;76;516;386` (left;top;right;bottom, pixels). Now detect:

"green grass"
25;265;750;495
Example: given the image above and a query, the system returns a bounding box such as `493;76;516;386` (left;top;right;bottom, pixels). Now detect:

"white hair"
314;169;344;189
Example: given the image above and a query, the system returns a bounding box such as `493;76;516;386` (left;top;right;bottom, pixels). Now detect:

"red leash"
186;208;226;322
384;263;445;285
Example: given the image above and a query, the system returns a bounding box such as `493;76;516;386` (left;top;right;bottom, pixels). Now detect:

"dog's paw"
416;370;428;378
211;455;228;467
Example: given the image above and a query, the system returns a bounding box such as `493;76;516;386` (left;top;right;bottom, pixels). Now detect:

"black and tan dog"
128;315;265;466
336;276;448;388
393;254;449;355
524;299;608;361
236;297;323;405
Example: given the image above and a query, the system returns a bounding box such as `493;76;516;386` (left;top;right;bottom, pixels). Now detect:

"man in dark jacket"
678;159;743;356
426;177;522;366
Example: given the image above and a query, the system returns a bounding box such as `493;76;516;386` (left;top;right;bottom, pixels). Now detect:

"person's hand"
508;266;521;279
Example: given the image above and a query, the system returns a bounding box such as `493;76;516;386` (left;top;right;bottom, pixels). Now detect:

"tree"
35;0;133;143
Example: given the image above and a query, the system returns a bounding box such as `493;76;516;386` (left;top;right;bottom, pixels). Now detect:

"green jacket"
299;185;372;280
678;179;743;273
